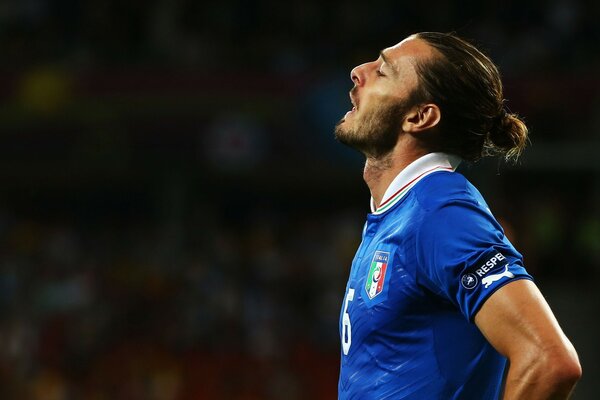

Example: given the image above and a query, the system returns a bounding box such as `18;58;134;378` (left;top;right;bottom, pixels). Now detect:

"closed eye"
376;69;386;77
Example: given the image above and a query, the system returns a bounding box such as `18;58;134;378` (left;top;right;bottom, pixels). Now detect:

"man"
334;32;581;399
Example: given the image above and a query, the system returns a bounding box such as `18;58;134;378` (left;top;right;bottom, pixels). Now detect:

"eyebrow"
379;50;397;73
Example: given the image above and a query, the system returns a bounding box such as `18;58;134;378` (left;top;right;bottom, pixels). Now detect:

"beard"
334;95;413;158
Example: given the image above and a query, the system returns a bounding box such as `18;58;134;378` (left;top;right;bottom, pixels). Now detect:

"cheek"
356;99;377;122
359;93;385;115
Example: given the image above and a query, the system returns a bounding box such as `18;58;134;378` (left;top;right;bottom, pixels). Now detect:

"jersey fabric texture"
338;153;532;400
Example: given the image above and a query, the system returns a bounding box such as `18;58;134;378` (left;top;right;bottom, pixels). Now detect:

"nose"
350;63;367;87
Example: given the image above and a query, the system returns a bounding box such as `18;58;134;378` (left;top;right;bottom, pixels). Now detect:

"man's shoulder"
411;171;477;210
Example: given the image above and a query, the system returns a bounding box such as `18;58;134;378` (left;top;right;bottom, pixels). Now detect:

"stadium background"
0;0;598;399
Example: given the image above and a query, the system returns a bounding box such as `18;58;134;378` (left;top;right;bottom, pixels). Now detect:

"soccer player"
334;32;581;399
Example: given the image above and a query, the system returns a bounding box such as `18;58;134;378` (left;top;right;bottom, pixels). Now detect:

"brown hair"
412;32;529;162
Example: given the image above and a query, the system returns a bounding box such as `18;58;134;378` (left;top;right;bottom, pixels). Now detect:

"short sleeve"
415;199;532;321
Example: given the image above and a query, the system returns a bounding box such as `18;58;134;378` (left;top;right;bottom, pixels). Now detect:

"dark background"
0;0;598;399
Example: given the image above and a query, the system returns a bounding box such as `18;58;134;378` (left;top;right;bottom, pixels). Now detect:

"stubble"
334;96;411;159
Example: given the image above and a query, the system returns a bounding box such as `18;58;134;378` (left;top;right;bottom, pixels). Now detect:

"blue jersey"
339;153;532;400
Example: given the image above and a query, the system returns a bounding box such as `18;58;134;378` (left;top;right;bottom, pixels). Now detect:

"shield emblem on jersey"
365;251;389;299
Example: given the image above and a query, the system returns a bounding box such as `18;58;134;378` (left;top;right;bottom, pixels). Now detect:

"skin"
476;280;582;399
336;35;582;399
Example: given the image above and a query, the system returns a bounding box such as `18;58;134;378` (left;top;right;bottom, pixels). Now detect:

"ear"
402;104;441;133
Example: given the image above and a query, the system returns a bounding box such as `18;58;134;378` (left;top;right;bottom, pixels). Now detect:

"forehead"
382;36;436;69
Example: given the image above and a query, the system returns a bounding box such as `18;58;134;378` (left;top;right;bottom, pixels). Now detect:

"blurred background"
0;0;598;399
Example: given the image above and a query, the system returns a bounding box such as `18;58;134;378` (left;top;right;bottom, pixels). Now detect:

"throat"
363;155;393;209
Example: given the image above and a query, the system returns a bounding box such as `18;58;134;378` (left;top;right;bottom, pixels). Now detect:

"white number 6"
342;288;355;355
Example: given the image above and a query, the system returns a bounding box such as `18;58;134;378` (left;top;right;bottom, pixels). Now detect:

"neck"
364;141;428;209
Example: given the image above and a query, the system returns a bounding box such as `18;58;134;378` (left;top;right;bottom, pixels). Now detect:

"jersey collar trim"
370;152;461;215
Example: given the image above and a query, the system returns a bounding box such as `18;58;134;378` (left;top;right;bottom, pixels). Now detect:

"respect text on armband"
475;253;506;277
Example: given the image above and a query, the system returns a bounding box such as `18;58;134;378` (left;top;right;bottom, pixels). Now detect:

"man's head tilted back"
335;32;528;162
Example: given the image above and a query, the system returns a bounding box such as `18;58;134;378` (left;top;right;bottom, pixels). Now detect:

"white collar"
370;152;462;214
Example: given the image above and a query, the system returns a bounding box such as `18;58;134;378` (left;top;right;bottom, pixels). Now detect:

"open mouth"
345;93;358;117
341;90;359;121
350;93;359;111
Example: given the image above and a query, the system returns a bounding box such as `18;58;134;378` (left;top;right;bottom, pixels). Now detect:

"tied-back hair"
413;32;529;162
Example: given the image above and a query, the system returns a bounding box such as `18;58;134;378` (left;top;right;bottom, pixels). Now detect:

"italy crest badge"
365;251;389;299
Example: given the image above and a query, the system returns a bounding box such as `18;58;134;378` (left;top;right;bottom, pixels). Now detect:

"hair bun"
487;110;529;162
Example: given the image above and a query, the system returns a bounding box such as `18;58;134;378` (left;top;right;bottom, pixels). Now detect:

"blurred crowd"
0;203;359;399
0;0;598;399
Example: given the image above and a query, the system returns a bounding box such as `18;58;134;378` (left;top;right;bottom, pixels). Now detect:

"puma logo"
482;264;514;289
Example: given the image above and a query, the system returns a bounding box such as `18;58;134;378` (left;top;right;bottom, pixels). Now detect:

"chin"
336;121;354;138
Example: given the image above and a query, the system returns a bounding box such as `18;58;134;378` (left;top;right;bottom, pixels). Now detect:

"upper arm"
474;279;579;373
415;200;531;320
